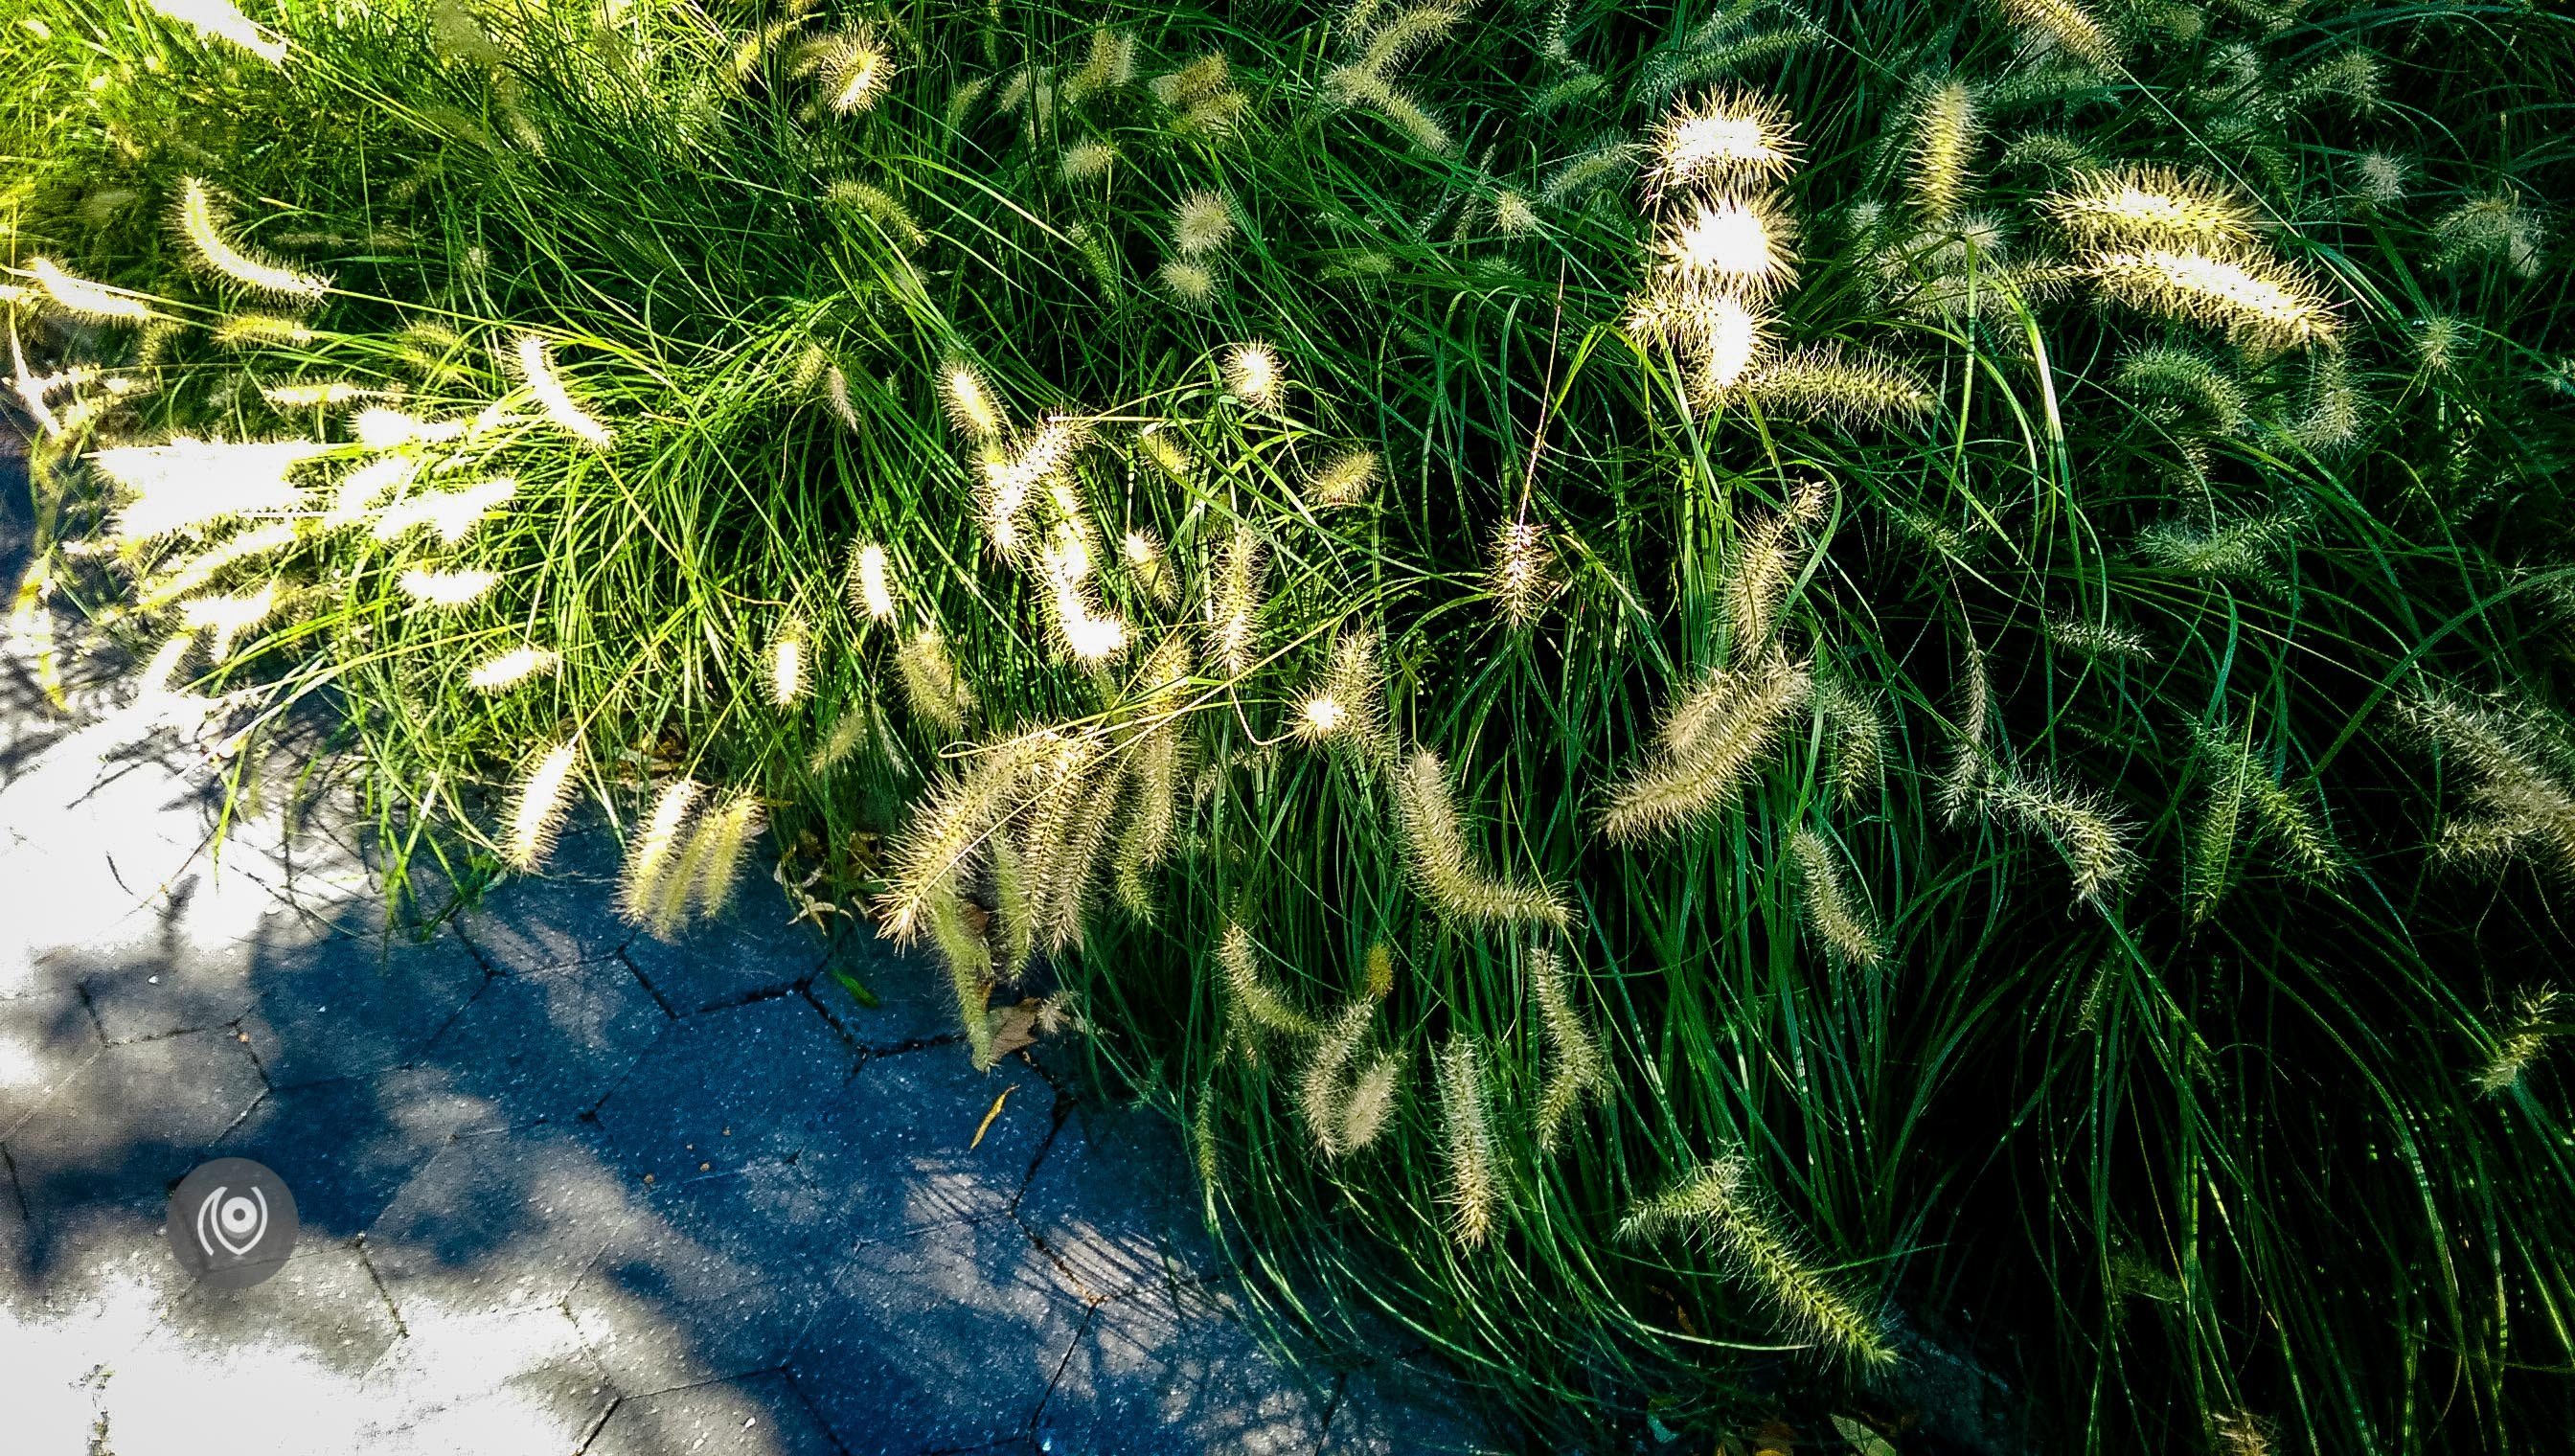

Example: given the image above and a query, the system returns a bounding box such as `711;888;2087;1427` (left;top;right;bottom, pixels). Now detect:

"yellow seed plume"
620;779;703;925
1723;483;1825;655
1219;921;1318;1038
878;731;1056;941
1618;1155;1898;1369
1174;193;1238;257
24;259;152;322
1060;141;1117;183
1646;89;1800;199
373;477;517;546
895;626;975;733
805;28;893;113
2473;987;2559;1096
1988;0;2121;68
1121;529;1175;605
825;180;926;252
1296;627;1388;754
1112;726;1185;916
1307;449;1380;508
1223;342;1286;408
467;646;558;692
1323;67;1453;154
215;313;313;347
977;418;1084;552
176;179;329;298
148;0;285;63
1654;193;1798;300
1300;998;1384;1158
1208;525;1265;676
1364;943;1395;998
1067;28;1138;101
179;578;284;662
1906;80;1981;224
96;437;330;542
1531;946;1610;1153
502;737;581;873
1746;345;1936;425
1604;655;1812;844
513;335;612;448
2043;166;2260;249
1393;747;1569;929
397;567;498;608
1435;1035;1501;1248
1789;827;1884;967
940;359;1006;441
1985;769;2139;903
1815;675;1886;806
845;541;899;622
2402;688;2575;881
1159;260;1219;305
680;789;765;929
2085;245;2340;353
1488;519;1557;627
262;380;378;409
927;877;1001;1067
1150;53;1231;108
769;618;808;707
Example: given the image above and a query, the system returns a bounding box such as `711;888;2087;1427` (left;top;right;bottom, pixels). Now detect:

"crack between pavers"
1005;1095;1075;1217
1023;1297;1098;1442
613;947;681;1020
776;1366;859;1456
350;1233;412;1338
692;980;807;1016
0;1142;29;1225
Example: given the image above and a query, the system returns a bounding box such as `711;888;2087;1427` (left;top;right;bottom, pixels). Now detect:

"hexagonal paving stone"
159;1235;405;1380
2;1027;266;1219
366;1122;643;1323
1036;1278;1334;1455
788;1216;1088;1455
621;879;832;1015
1318;1358;1499;1454
592;996;855;1183
457;827;636;975
0;987;103;1141
567;1160;849;1395
583;1371;845;1456
798;1048;1052;1237
360;1303;625;1453
212;1066;486;1239
807;925;965;1050
1015;1103;1219;1303
422;960;669;1134
241;929;489;1089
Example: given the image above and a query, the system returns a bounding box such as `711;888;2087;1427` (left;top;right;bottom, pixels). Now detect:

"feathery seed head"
807;29;894;113
1435;1036;1501;1248
1531;945;1610;1152
1646;90;1800;199
147;0;285;62
372;477;516;546
2087;244;2340;353
179;578;283;661
847;541;899;622
24;259;153;322
1988;0;2121;68
1618;1155;1898;1369
1151;53;1230;107
1307;449;1380;508
2432;193;2545;280
262;380;378;410
1364;943;1395;998
176;179;330;299
768;617;809;707
2474;987;2560;1096
96;437;330;543
467;646;558;692
2350;151;2407;210
1218;921;1318;1038
1655;193;1798;299
1488;519;1558;627
896;626;976;732
1159;260;1219;306
1789;826;1884;967
620;779;704;926
1491;190;1538;236
1747;345;1936;425
502;737;581;872
1223;342;1286;408
1394;747;1570;928
1060;141;1117;183
1209;526;1266;676
1986;770;2139;903
1906;80;1982;224
513;334;612;447
2043;166;2260;249
940;360;1005;441
1174;193;1238;258
397;567;498;608
215;313;314;347
353;407;465;449
1604;654;1812;844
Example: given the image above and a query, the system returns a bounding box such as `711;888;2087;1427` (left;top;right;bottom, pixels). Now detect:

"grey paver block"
213;1066;485;1237
422;959;668;1134
1016;1104;1217;1303
808;925;960;1049
593;995;855;1183
366;1121;643;1322
798;1049;1051;1236
242;928;488;1089
0;1195;181;1320
583;1371;846;1456
457;828;635;973
621;881;831;1014
362;1304;624;1451
1037;1279;1333;1455
1319;1359;1497;1454
567;1160;845;1395
160;1235;404;1378
788;1216;1088;1455
0;987;103;1140
2;1027;265;1219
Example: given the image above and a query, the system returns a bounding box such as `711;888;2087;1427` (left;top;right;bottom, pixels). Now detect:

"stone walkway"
0;465;1483;1452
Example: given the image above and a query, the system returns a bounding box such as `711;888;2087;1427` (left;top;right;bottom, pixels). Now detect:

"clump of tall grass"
6;1;2573;1452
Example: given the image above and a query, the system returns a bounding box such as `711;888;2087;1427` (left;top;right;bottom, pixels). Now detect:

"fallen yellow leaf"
969;1082;1016;1149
